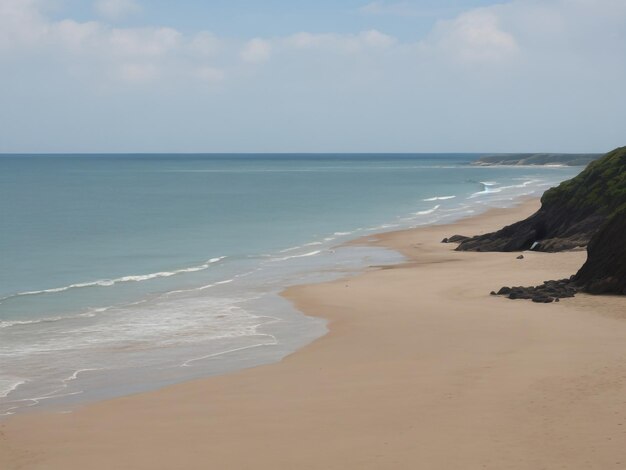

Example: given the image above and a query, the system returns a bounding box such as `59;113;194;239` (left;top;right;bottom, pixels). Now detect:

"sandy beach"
2;198;626;470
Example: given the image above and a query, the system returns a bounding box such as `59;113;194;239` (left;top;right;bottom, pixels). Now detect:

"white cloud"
284;30;396;53
0;0;47;50
0;0;221;84
51;19;101;52
0;0;625;104
115;62;157;82
1;0;626;152
360;29;396;48
2;0;622;87
195;66;225;83
189;32;221;57
428;8;519;63
240;38;271;63
108;27;181;57
94;0;141;21
284;32;327;49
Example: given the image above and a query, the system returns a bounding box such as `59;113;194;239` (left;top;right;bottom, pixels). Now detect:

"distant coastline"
473;153;600;166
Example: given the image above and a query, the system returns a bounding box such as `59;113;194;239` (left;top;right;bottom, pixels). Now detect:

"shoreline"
0;196;521;417
3;198;626;469
0;158;582;415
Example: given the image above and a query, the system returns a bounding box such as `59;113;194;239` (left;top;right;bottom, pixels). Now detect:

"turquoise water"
0;154;581;414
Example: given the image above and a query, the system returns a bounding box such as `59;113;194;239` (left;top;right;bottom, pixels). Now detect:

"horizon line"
0;151;603;156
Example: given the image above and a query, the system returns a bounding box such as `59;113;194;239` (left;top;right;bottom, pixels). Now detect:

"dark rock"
445;235;469;244
490;291;497;296
573;204;626;295
457;147;626;253
472;146;626;299
517;255;524;259
492;278;579;303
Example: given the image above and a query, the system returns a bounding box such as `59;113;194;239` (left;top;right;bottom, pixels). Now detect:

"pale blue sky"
50;1;497;39
1;0;625;153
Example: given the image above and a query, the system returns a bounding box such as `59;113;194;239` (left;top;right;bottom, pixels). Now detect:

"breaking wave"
423;195;456;201
0;257;227;302
416;204;441;215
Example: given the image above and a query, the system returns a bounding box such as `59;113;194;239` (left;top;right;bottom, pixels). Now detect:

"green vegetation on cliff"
457;146;626;253
541;146;626;217
457;146;626;296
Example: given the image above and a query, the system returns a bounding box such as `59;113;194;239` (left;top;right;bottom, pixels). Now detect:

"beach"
2;198;626;469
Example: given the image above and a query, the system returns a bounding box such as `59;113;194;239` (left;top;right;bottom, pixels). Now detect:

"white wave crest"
61;368;104;384
469;181;501;197
365;223;401;232
495;179;539;191
0;378;26;398
278;241;323;253
0;317;67;329
270;250;322;262
0;257;227;302
0;304;126;330
470;179;540;198
416;204;441;215
162;278;235;296
423;195;456;201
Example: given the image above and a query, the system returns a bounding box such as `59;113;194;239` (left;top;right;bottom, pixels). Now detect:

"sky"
1;0;625;153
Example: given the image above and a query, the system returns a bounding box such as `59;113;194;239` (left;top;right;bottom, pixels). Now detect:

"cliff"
457;146;626;253
573;205;626;295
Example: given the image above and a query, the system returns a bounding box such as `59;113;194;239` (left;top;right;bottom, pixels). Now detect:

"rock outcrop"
491;279;578;303
573;205;626;295
441;235;469;244
456;146;626;253
450;146;626;300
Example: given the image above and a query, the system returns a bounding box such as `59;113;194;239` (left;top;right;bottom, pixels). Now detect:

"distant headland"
473;153;601;166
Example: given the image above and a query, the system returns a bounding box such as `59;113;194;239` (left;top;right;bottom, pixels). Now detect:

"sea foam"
270;250;323;262
423;195;456;201
0;257;227;302
416;205;441;215
0;378;26;399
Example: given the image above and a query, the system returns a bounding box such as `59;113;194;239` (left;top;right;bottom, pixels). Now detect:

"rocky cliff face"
457;146;626;253
574;205;626;295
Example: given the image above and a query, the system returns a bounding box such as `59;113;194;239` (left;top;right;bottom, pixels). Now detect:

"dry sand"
2;199;626;469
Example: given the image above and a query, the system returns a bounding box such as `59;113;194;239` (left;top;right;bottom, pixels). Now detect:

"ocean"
0;154;581;415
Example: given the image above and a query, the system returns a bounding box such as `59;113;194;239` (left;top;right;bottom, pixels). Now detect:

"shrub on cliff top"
542;146;626;217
